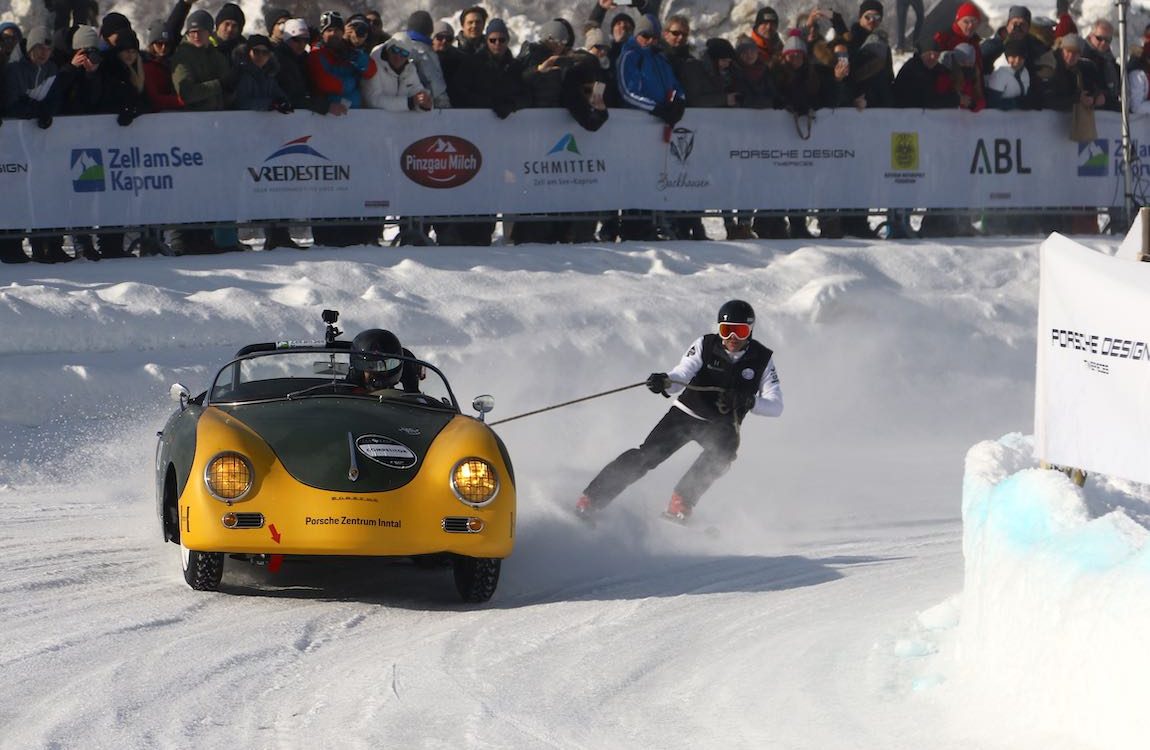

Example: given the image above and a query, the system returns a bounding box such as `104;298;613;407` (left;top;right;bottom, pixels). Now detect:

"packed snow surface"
1;233;1148;749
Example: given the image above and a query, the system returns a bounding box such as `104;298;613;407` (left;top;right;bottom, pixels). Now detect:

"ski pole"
488;381;647;426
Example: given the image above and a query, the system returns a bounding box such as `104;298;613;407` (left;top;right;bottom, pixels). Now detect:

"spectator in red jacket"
143;20;184;111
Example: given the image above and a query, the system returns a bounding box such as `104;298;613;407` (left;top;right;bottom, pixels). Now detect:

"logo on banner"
669;127;695;164
970;138;1032;174
891;133;918;170
884;132;925;184
71;149;105;192
401;135;481;189
523;133;607;187
1077;139;1109;177
70;145;205;195
246;136;352;186
1;162;29;175
658;127;710;191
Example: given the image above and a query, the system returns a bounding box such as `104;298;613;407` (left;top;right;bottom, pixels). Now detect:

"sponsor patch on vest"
742;367;755;380
355;435;418;469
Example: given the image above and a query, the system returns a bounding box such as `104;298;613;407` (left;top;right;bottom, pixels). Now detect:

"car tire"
452;556;501;603
181;544;224;591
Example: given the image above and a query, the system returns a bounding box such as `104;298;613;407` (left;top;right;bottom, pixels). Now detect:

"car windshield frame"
205;346;460;411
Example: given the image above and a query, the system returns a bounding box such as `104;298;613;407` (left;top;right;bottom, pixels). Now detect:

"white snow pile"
948;433;1150;749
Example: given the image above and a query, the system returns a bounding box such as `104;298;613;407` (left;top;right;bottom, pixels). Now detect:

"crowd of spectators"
0;0;1140;262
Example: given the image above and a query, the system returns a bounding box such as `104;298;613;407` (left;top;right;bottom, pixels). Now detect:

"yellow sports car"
154;313;515;602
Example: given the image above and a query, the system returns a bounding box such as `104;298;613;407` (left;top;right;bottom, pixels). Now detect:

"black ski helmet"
351;328;404;389
717;299;755;326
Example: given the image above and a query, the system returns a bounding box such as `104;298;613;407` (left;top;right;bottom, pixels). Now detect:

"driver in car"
348;329;423;395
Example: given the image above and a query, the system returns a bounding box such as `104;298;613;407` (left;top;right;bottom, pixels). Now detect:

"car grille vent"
442;517;478;533
231;513;265;529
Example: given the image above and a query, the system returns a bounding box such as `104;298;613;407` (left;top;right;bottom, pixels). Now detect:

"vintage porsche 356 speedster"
154;314;515;602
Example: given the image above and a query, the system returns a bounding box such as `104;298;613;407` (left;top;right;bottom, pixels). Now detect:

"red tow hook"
268;554;284;573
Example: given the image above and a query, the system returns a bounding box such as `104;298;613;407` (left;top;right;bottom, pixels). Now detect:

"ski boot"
662;492;692;524
574;495;597;526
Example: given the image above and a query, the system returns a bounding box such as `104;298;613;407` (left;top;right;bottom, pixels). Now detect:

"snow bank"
956;434;1150;749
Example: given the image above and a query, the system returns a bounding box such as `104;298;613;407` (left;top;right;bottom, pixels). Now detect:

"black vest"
677;334;773;423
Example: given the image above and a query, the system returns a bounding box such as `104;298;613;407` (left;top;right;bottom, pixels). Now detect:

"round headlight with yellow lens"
451;458;499;507
204;452;253;503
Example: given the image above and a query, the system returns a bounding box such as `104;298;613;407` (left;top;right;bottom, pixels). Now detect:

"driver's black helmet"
351;328;404;389
717;299;755;325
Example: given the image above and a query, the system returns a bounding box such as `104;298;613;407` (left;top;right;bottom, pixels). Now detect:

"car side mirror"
170;383;190;410
471;394;495;421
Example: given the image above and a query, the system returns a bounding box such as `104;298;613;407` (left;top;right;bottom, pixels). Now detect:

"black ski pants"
584;407;739;509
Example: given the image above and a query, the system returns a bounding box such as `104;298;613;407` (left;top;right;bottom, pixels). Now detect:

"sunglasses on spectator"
667;29;687;37
718;322;752;340
251;47;271;55
1093;35;1112;43
863;12;882;21
386;44;410;58
435;33;453;42
487;36;508;44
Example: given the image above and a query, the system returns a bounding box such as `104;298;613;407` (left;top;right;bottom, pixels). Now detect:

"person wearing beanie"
170;4;236;254
617;11;685;124
843;0;894;108
978;3;1050;79
213;2;246;58
306;9;376;113
432;20;464;85
234;33;291;112
264;7;290;41
610;13;635;45
520;17;576;113
931;0;985;107
99;11;132;46
750;5;783;62
141;18;183;112
985;36;1035;110
1;24;72;262
388;9;450;108
893;28;958;108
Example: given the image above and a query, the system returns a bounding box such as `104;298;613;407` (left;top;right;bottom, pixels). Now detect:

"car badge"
355;434;418;469
399;426;421;436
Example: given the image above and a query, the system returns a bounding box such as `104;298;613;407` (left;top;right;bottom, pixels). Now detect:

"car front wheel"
452;556;501;603
181;544;224;591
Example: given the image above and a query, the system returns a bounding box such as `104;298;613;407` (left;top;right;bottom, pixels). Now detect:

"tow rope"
487;381;728;427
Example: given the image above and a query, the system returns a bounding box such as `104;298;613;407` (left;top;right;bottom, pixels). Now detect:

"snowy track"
0;237;1064;747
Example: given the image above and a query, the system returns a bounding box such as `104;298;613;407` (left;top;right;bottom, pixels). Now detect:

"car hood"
213;398;455;492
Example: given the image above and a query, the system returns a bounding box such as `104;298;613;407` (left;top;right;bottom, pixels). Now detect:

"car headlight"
451;458;499;507
204;452;253;503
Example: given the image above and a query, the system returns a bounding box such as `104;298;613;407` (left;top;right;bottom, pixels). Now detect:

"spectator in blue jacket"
616;13;685;124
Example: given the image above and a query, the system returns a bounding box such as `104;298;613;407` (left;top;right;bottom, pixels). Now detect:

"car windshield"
208;348;457;410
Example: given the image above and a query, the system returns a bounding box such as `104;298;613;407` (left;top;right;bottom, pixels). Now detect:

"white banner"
0;108;1144;230
1034;234;1150;484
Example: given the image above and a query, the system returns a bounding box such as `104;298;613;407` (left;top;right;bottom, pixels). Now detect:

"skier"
575;300;783;523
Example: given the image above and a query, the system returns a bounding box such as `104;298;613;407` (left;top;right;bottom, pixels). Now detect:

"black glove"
492;100;514;120
742;393;757;411
271;98;294;114
651;98;685;126
36;112;53;130
646;372;671;394
116;107;137;127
